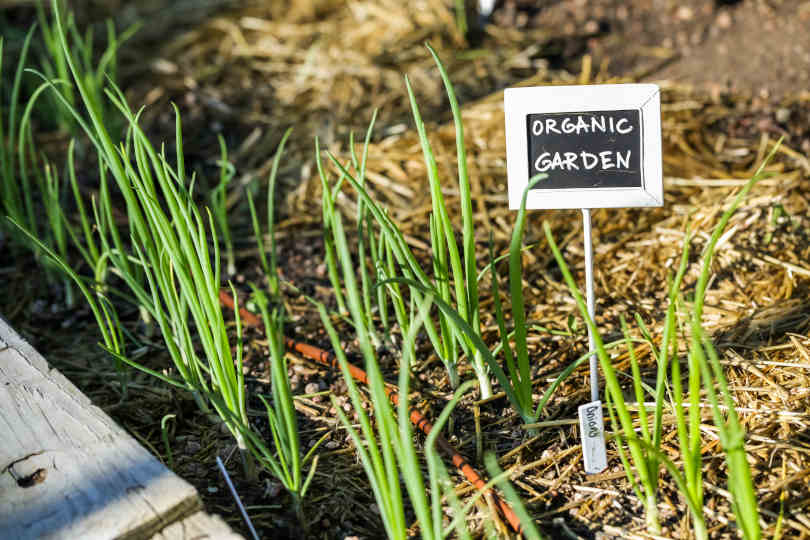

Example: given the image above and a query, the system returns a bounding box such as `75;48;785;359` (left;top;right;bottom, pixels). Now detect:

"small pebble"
293;364;314;375
264;479;282;498
716;11;732;29
676;5;693;20
30;300;48;316
305;382;320;394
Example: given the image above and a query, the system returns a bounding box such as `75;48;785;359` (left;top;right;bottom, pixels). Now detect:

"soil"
2;1;810;539
500;0;810;101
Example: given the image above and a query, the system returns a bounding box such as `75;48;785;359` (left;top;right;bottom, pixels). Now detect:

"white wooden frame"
504;84;662;210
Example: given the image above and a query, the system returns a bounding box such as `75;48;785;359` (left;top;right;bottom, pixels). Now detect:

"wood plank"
0;316;238;539
150;511;243;540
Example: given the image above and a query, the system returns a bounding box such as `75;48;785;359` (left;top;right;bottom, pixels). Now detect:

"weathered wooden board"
150;511;243;540
0;316;241;539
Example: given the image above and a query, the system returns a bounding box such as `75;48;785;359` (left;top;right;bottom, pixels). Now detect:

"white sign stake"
504;84;663;475
580;208;607;473
582;209;598;403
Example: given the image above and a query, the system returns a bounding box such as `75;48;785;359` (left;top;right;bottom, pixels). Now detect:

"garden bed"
2;1;810;539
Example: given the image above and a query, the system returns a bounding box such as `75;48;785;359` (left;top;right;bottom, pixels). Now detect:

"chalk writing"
526;109;642;189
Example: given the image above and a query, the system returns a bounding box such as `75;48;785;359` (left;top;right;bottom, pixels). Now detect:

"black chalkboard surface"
526;109;642;190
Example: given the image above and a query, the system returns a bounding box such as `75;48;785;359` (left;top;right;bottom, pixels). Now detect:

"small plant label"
578;401;608;474
504;84;662;210
504;84;663;475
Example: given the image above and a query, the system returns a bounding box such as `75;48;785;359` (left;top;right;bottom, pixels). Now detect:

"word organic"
528;114;634;136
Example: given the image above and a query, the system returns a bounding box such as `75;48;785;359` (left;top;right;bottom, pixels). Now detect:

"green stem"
191;390;209;415
447;364;460;390
139;304;154;337
237;433;257;482
475;364;492;399
693;513;708;540
645;493;661;534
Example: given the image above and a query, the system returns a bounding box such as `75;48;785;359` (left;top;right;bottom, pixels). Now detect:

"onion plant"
3;1;133;303
19;4;322;503
407;44;487;396
486;174;551;424
545;224;713;536
34;0;137;135
241;286;321;524
210;133;236;276
1;29;39;244
36;4;327;507
543;142;779;537
326;121;613;427
312;159;470;535
111;106;256;476
8;218;127;390
316;126;384;349
4;35;126;384
38;159;73;304
315;229;544;537
30;0;254;476
322;44;493;395
247;127;292;298
322;142;446;369
681;143;781;540
318;287;475;539
2;25;85;302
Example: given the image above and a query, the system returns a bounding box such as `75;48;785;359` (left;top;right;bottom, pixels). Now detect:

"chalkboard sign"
505;84;662;209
